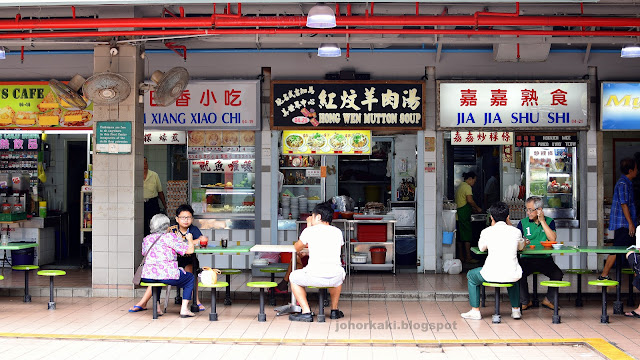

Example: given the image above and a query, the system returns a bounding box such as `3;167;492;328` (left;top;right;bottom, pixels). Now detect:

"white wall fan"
82;72;131;105
48;75;88;110
140;67;189;106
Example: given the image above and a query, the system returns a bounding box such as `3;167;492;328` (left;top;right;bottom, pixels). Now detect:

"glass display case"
279;154;324;200
189;146;256;218
525;146;577;220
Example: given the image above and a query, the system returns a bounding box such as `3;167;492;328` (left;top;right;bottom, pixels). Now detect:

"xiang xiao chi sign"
438;82;589;130
271;80;425;130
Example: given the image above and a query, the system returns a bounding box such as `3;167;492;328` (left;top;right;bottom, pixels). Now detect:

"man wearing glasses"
517;196;563;311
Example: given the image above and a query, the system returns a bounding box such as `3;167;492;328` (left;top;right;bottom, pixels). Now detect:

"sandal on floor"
624;311;640;318
197;303;206;311
128;305;147;312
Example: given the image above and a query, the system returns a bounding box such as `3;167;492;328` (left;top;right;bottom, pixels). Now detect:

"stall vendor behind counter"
144;157;167;236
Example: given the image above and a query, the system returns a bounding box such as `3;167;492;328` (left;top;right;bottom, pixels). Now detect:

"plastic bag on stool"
443;259;462;275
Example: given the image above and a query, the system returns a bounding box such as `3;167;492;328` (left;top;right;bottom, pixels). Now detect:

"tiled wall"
91;45;144;298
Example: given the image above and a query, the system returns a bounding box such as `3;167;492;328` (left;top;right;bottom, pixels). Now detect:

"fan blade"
154;67;189;106
83;72;131;105
48;79;87;110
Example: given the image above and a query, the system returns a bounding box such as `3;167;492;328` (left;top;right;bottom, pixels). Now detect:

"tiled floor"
0;295;636;359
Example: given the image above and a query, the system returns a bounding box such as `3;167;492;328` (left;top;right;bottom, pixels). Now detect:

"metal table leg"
613;254;624;315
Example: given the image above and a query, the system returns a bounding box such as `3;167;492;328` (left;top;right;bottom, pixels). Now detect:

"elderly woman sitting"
132;213;197;318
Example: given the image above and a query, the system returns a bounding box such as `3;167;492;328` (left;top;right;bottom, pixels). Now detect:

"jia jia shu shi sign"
271;80;426;130
438;81;589;130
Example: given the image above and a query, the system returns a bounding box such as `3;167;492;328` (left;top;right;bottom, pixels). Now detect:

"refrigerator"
524;146;577;220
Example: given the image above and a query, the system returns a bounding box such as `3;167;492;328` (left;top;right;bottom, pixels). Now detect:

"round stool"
622;268;635;307
0;275;4;280
565;269;593;307
588;279;619;324
308;286;334;322
260;267;287;306
531;271;541;307
12;265;40;302
139;282;167;319
219;269;242;305
37;270;66;310
482;282;514;324
540;280;571;324
247;281;277;322
198;281;229;321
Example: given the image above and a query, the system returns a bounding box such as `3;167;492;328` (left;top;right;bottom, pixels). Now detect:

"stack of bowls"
298;197;308;214
290;196;299;219
307;199;322;211
281;196;291;218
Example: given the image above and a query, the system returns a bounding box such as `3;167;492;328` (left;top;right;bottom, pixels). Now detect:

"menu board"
0;82;93;130
282;130;372;155
188;130;255;147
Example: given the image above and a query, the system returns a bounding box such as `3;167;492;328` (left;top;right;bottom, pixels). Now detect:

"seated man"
518;196;563;310
288;201;346;322
461;201;525;320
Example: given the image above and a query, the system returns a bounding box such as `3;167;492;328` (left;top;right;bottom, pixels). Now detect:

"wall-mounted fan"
141;67;189;106
83;72;131;105
48;75;88;110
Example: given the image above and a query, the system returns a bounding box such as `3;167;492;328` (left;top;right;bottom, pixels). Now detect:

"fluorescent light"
318;43;341;57
306;4;336;29
0;130;41;134
621;45;640;58
44;129;93;134
0;47;5;59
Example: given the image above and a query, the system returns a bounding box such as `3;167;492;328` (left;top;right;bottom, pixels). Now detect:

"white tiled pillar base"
91;45;144;297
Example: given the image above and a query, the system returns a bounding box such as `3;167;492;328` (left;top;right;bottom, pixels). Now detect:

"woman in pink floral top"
132;214;197;318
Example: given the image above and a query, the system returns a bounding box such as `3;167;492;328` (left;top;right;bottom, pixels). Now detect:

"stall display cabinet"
347;219;396;275
80;186;92;239
280;155;324;200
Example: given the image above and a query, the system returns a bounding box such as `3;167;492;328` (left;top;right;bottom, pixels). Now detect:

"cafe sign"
144;80;260;130
438;81;588;130
601;82;640;130
272;80;425;130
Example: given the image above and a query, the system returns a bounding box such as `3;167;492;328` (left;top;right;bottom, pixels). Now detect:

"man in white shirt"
461;201;525;321
289;201;346;322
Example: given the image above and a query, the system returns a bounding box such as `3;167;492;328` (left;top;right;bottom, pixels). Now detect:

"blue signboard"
601;82;640;130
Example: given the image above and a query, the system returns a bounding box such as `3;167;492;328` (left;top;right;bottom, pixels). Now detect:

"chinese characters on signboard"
439;82;588;129
0;134;40;151
450;131;514;145
144;80;260;130
515;135;577;147
143;131;186;145
272;81;425;129
191;159;253;173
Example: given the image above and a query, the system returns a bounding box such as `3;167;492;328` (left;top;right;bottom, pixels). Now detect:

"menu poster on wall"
143;80;260;130
438;82;588;130
0;82;94;130
272;81;425;130
96;121;132;154
282;130;372;155
601;82;640;130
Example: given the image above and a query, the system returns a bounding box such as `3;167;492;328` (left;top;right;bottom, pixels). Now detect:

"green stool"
0;275;3;280
308;286;333;322
139;282;167;319
540;281;571;324
565;269;593;307
588;279;619;324
622;268;635;307
37;270;66;310
219;269;242;305
12;265;40;302
531;271;541;307
260;267;287;306
482;282;514;324
247;281;277;322
198;281;229;321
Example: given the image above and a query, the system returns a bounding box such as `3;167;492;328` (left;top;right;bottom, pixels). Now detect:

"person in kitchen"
288;201;346;322
461;201;525;321
144;157;168;236
455;171;482;263
599;158;637;281
129;204;208;313
518;196;563;311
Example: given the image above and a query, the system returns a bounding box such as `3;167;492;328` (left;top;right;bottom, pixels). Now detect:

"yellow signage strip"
282;130;372;155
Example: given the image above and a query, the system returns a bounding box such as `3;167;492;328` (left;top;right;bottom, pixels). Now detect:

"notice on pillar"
96;121;132;154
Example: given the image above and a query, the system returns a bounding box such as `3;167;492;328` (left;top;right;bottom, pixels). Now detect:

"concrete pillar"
91;44;144;297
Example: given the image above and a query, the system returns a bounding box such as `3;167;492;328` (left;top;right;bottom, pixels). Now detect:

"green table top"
195;245;252;254
576;246;638;254
471;245;578;255
0;242;37;250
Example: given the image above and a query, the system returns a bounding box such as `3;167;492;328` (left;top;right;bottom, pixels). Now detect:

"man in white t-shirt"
289;201;346;322
461;201;525;321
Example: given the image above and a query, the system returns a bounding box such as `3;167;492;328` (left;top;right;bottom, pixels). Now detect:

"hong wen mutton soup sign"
271;80;425;130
